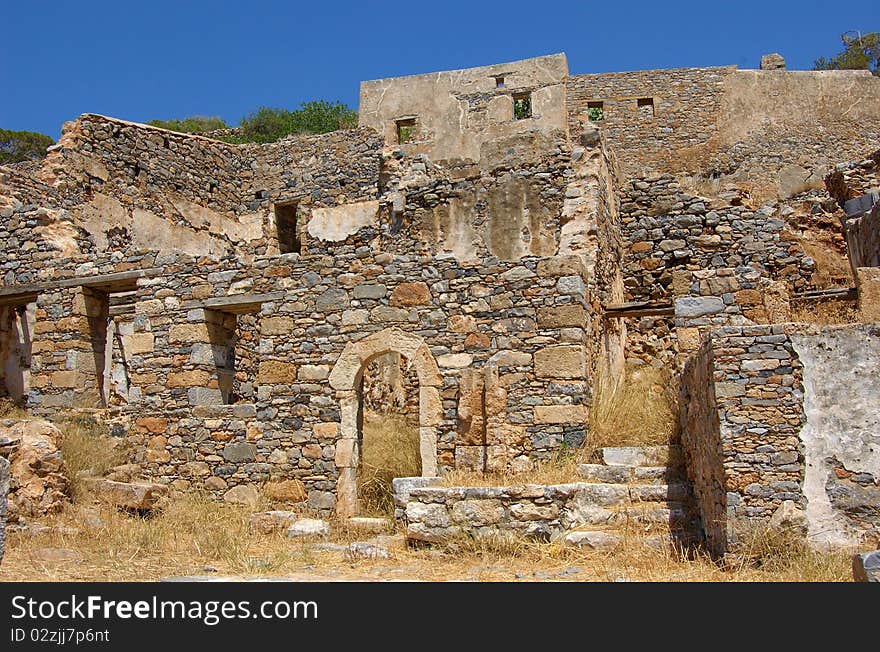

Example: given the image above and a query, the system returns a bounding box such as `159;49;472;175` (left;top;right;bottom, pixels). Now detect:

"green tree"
0;128;55;165
228;100;358;144
813;31;880;76
147;115;228;134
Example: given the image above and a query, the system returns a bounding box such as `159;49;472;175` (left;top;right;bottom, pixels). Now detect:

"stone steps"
569;503;694;528
577;463;683;484
570;481;691;505
564;445;699;548
600;445;683;467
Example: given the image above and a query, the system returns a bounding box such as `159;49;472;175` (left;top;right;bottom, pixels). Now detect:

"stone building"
1;53;879;550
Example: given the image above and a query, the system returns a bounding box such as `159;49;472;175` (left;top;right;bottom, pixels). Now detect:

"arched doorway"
329;328;442;517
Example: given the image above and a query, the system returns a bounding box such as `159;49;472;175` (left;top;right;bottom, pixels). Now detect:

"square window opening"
495;76;505;88
587;101;604;121
513;93;532;120
274;202;301;254
638;97;655;118
396;118;416;144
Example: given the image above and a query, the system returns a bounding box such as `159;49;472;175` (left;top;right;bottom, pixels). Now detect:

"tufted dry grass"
358;410;421;517
439;451;584;487
56;418;129;501
0;497;859;582
790;298;860;325
588;365;679;459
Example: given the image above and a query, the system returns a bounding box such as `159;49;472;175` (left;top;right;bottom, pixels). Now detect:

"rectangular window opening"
274;202;301;254
637;97;655;118
396;118;416;144
587;101;604;121
513;93;532;120
495;76;505;88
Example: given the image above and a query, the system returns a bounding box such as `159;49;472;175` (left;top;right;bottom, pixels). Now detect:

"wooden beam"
109;305;136;317
0;292;38;307
0;268;161;298
59;268;161;291
184;292;286;315
791;287;858;302
603;301;674;319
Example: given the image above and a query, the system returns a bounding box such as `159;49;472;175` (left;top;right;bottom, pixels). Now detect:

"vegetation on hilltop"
813;31;879;76
147;100;357;143
147;115;228;134
0;128;55;164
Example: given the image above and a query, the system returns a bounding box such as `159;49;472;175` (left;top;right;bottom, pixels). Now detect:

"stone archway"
329;327;442;517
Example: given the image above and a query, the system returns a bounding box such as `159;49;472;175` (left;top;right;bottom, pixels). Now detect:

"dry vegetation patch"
359;410;421;517
588;365;679;457
791;298;859;325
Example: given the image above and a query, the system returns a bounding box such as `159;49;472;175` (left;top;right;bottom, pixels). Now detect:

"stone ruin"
1;52;879;557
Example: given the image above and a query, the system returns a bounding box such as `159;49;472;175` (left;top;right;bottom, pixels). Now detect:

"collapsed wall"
568;67;880;201
681;323;880;553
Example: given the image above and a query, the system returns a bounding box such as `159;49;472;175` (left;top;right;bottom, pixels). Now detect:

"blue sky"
2;1;878;138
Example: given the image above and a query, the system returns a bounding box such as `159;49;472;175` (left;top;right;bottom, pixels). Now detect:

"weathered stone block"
258;361;296;384
187;387;223;406
534;404;588;424
167;370;211;388
451;499;504;526
437;353;473;368
675;296;725;317
537;304;585;329
556;275;585;296
223;484;260;506
852;550;880;582
223;442;257;462
260;316;294;335
263;480;307;503
286;518;330;537
124;332;155;354
534;345;586;379
392;476;442;508
298;365;329;380
353;283;387;299
390;282;432;306
85;478;169;511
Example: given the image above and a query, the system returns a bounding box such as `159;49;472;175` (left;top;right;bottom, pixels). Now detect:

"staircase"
563;445;700;549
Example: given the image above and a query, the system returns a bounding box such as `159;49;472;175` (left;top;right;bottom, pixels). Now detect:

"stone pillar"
760;53;786;70
0;455;8;566
856;267;880;322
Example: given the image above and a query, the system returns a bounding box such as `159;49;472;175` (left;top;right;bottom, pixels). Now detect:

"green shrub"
225;101;357;144
146;116;228;134
0;128;55;164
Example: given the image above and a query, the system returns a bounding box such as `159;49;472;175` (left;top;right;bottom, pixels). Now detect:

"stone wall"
678;338;725;556
358;134;574;263
405;482;596;542
569;67;880;200
568;66;734;179
679;323;880;552
359;54;569;164
0;455;8;565
14;115;382;260
620;176;812;302
844;203;880;270
16;248;592;513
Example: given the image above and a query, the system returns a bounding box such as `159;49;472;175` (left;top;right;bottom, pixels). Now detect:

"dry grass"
0;397;27;419
57;418;129;500
791;299;859;325
588;364;679;458
439;451;584;487
359;410;421;517
799;240;852;289
0;494;861;582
